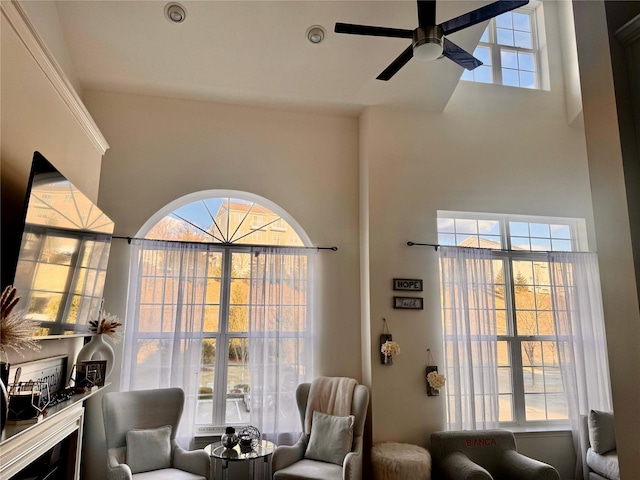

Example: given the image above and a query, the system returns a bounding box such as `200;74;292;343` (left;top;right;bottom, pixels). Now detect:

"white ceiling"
53;0;493;114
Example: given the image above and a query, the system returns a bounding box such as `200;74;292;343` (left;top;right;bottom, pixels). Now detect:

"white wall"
573;1;640;477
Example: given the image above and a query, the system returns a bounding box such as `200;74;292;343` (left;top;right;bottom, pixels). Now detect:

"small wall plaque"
393;278;423;291
393;296;424;309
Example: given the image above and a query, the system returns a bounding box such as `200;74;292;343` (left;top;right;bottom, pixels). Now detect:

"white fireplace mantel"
0;388;102;479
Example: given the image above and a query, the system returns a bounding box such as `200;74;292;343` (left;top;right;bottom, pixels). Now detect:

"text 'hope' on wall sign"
393;278;423;291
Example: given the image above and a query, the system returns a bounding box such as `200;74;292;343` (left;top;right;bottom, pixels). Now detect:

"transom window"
134;195;309;431
438;212;587;426
461;7;542;89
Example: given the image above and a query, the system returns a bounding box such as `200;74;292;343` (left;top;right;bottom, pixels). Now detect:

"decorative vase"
221;426;238;449
76;334;115;381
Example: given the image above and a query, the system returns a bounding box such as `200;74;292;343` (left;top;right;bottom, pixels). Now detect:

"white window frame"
461;4;545;90
437;211;588;427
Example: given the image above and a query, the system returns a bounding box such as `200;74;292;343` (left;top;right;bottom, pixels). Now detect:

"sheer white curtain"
248;247;315;445
439;246;500;430
549;252;612;480
121;239;207;448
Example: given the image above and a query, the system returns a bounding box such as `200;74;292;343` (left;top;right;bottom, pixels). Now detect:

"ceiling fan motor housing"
413;25;444;61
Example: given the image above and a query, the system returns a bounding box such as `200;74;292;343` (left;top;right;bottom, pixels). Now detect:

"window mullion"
213;247;233;426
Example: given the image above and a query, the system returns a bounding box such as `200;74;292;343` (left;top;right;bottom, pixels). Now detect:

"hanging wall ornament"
426;348;445;396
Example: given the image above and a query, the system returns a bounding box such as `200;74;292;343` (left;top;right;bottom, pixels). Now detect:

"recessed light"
165;3;187;24
306;25;325;44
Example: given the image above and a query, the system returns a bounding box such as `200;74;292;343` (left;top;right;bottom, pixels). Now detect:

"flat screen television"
10;152;114;336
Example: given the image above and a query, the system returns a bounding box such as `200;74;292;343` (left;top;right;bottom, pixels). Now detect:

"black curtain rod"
112;235;338;251
407;241;591;255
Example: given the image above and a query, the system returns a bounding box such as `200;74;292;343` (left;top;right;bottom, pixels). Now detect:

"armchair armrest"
343;450;362;480
173;444;211;479
498;450;560;480
440;452;493;480
272;435;307;473
106;451;133;480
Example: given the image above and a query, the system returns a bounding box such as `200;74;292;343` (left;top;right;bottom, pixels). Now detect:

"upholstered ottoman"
372;442;432;480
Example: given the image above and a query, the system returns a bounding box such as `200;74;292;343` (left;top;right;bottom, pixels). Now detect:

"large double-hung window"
437;211;587;427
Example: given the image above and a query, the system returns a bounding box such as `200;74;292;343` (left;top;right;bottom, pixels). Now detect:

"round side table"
205;439;276;480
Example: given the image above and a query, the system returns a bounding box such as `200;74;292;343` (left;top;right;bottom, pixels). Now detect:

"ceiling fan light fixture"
413;25;443;62
306;25;326;44
165;3;187;24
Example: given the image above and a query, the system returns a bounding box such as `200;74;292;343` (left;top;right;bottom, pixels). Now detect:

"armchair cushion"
304;411;354;465
588;410;616;454
126;425;172;474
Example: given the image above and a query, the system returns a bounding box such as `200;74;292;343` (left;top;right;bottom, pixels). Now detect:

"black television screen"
11;152;114;336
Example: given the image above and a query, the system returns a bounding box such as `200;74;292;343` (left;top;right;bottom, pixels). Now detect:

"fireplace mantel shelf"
0;386;106;479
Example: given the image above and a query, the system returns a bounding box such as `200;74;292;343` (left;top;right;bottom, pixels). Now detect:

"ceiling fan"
335;0;529;81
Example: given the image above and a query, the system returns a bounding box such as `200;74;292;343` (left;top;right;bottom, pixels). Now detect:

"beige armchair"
430;429;560;480
102;387;210;480
272;381;370;480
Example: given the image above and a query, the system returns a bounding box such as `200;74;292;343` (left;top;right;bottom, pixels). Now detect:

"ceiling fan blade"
417;0;436;27
377;45;414;81
439;0;529;36
335;23;413;39
442;38;483;70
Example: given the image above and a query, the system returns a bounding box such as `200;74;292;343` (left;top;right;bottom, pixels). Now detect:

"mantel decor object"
76;301;122;381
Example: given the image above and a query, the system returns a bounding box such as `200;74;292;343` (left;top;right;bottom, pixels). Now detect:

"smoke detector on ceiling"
165;3;187;24
306;26;326;44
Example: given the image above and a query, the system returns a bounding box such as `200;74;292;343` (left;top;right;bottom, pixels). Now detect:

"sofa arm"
173;444;211;479
440;452;493;480
106;452;133;480
499;450;560;480
343;450;362;480
272;435;306;473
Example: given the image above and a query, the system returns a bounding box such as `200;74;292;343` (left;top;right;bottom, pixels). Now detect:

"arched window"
122;192;314;443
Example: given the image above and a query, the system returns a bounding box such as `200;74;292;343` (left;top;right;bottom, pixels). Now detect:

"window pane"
518;52;536;72
514;31;532;49
496;12;513;29
510;222;529;236
522;341;542;368
530;238;551;251
228;306;249;331
511;236;530;250
497;28;514;46
530;223;550;237
457;234;478;247
439;233;456;245
479;235;501;248
197;338;216;424
533;262;550;285
502;69;519;87
513;12;531;32
480;27;490;43
525;394;547;420
474;46;492;65
475;65;493;83
547;394;568;420
499;394;513;422
501;50;518;69
438;217;455;233
551;239;573;252
455;219;478;234
497;341;510;366
478;220;500;235
498;367;512;393
226;338;250;424
550;224;571;239
461;69;473;81
203;305;220;332
520;71;536;89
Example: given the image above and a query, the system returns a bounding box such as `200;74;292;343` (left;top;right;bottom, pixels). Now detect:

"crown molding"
1;0;109;155
615;14;640;48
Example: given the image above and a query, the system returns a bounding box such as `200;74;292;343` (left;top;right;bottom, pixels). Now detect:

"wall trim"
615;14;640;47
1;0;109;155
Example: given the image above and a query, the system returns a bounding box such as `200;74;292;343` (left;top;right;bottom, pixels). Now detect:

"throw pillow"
304;411;354;465
126;425;172;473
588;410;616;454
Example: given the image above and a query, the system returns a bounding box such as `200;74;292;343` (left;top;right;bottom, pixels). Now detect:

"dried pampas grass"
1;286;41;356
